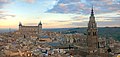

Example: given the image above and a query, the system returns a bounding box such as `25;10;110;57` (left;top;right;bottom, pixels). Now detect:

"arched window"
93;32;96;36
95;32;96;35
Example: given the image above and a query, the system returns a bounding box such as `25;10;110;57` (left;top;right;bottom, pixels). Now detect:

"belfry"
87;6;98;55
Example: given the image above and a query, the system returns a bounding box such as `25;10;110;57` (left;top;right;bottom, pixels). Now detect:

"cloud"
70;18;120;27
97;21;120;27
103;17;120;21
117;10;120;15
25;23;37;25
0;0;11;8
47;1;85;14
95;16;120;27
24;0;36;3
0;0;10;3
0;14;16;19
71;14;120;23
57;20;69;22
71;16;87;21
0;11;7;13
71;22;87;27
47;0;120;14
0;0;16;20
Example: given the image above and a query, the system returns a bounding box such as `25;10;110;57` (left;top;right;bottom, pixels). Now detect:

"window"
93;32;96;36
88;32;90;35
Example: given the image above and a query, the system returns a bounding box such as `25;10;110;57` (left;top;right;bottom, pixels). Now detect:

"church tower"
87;6;98;54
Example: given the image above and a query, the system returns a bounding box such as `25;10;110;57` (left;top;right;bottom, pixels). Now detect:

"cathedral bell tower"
87;6;98;54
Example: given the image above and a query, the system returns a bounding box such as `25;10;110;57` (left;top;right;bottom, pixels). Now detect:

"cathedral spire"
91;5;94;16
89;5;96;24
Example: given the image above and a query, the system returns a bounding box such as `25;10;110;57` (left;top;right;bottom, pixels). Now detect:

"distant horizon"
0;26;120;30
0;0;120;28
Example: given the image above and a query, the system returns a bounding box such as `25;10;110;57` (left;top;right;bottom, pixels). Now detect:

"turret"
38;21;42;28
19;22;22;31
38;21;42;25
38;21;42;34
19;22;22;26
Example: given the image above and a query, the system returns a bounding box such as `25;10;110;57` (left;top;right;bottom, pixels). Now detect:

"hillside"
0;27;120;41
45;27;120;41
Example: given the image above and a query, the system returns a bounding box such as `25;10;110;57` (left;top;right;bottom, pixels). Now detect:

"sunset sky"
0;0;120;29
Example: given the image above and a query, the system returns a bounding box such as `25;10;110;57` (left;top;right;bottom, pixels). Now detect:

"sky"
0;0;120;29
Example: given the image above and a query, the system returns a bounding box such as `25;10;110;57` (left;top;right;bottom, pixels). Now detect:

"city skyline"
0;0;120;57
0;0;120;29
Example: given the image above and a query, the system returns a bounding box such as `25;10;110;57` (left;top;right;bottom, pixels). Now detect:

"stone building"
87;6;99;56
19;21;42;35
